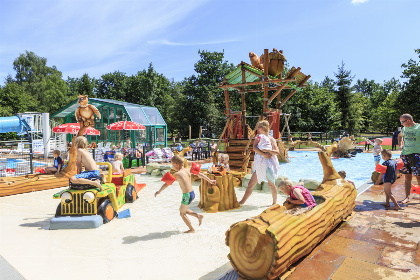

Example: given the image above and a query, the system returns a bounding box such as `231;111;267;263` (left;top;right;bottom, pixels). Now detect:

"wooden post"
263;49;269;113
224;77;230;118
241;66;247;139
189;125;191;140
199;126;202;140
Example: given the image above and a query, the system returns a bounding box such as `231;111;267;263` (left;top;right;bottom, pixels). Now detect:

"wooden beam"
241;68;247;138
263;49;269;113
278;75;311;108
224;77;230;118
217;78;296;89
267;67;301;105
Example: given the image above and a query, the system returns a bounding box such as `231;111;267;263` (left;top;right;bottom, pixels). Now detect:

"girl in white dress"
239;120;281;206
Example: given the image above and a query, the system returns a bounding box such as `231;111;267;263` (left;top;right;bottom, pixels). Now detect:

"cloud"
147;39;239;46
351;0;369;5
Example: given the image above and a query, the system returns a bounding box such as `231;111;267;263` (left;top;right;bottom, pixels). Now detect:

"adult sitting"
398;114;420;204
125;146;143;168
191;141;202;160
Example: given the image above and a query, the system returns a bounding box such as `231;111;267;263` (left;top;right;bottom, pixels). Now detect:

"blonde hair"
381;149;392;158
75;136;88;149
171;155;184;165
278;179;293;190
220;154;229;161
53;150;61;156
257;120;270;133
375;138;383;144
114;152;123;161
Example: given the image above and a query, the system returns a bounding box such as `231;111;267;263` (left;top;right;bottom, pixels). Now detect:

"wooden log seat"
198;173;240;213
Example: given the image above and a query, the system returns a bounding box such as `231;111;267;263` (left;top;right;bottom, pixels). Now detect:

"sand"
0;174;286;280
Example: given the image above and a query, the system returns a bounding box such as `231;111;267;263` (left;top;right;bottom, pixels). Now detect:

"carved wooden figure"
75;95;101;127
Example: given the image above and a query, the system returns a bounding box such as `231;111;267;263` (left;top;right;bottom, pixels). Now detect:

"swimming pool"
0;158;47;169
201;151;401;188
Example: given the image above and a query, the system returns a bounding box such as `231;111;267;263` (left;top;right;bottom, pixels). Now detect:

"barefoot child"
219;153;230;172
45;150;63;175
70;136;104;191
338;171;356;187
375;149;401;210
111;152;124;174
278;179;317;210
155;155;215;233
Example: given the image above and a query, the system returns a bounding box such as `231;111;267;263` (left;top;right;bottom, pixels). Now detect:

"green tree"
8;51;71;113
180;50;235;137
396;48;420;117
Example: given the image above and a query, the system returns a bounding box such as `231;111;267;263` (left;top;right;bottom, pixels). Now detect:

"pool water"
0;158;46;169
280;151;400;187
201;151;401;188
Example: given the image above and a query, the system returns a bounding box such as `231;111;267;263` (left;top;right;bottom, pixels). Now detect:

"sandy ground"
0;174;286;280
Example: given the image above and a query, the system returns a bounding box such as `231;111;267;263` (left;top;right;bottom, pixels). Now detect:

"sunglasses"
400;120;408;124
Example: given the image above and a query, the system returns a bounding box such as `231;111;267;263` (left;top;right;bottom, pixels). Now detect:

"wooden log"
225;145;356;279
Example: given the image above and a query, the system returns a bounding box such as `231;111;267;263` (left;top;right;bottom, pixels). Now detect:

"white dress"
253;134;281;184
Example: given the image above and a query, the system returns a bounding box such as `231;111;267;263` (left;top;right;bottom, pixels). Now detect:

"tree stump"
199;173;240;213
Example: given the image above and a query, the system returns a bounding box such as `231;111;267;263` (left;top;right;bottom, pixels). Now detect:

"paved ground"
282;175;420;280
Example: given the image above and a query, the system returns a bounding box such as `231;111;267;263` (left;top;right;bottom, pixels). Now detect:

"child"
373;138;383;166
219;153;230;172
239;120;281;205
375;149;401;210
70;136;104;191
338;171;356;187
278;179;317;210
112;152;124;174
45;150;63;175
155;155;216;233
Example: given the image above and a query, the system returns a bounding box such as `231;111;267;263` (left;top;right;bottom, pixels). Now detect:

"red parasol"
106;121;145;130
52;123;100;136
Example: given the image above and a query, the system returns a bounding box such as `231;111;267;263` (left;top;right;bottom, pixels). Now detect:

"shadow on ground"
122;230;181;244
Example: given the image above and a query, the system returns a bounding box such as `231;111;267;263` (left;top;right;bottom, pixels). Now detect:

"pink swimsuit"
290;186;317;209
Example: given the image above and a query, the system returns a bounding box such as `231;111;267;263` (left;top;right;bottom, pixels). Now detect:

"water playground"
0;48;419;280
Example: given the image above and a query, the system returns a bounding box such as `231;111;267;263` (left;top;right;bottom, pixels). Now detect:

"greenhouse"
51;98;167;147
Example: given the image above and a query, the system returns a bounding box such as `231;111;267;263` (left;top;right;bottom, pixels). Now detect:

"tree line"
1;49;419;139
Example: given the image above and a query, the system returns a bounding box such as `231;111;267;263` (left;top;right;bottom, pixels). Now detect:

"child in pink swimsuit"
278;179;317;209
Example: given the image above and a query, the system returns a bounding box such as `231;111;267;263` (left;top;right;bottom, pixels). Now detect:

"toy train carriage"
53;163;138;223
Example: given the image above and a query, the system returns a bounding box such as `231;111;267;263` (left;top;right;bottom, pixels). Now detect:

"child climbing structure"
216;48;310;172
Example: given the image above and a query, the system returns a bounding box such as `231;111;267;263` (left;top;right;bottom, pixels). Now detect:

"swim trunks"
400;153;420;176
181;191;195;205
373;155;381;162
75;170;100;179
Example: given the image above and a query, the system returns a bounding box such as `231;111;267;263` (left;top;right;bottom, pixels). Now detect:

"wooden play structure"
285;140;326;152
216;48;310;172
225;143;357;279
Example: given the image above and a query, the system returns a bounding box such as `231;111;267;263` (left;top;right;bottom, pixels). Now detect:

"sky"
1;0;420;86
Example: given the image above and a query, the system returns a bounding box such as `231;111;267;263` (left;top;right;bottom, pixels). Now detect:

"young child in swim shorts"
155;155;216;233
278;179;317;210
70;136;105;191
375;149;401;210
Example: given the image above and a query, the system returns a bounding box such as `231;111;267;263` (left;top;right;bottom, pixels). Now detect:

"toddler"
278;179;317;210
338;171;355;187
375;149;401;210
256;133;272;152
112;152;124;174
219;153;230;171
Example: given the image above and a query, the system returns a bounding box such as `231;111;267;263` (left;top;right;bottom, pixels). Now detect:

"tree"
333;61;365;133
8;51;71;113
179;50;235;137
396;48;420;117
